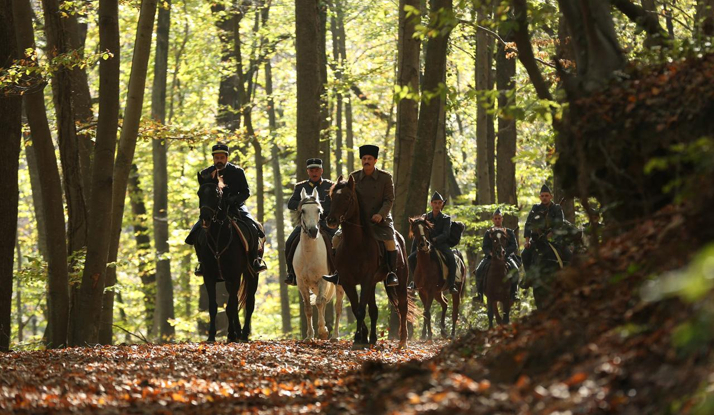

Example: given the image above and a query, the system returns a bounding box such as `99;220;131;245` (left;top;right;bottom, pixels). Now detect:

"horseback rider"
475;208;520;303
185;143;267;277
283;158;336;286
323;144;399;287
521;184;568;272
407;192;459;294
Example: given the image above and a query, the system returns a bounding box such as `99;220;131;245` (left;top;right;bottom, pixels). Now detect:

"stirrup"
385;272;398;287
252;258;268;272
407;281;415;291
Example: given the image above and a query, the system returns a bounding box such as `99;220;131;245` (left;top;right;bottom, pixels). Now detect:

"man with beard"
185;143;267;278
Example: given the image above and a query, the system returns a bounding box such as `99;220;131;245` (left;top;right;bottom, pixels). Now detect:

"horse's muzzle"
308;227;319;239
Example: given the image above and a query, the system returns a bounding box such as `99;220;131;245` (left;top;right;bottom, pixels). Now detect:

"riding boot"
250;244;268;273
385;250;399;287
322;272;339;285
284;268;297;286
442;253;458;294
284;230;300;286
407;252;417;291
475;258;487;302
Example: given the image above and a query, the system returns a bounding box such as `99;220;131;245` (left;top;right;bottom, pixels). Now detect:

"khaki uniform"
349;168;395;242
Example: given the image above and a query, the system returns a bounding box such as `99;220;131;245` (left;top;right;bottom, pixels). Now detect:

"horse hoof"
329;337;339;343
396;341;407;350
206;338;215;343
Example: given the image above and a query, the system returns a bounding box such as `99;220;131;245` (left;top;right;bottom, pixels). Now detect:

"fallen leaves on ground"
0;340;444;414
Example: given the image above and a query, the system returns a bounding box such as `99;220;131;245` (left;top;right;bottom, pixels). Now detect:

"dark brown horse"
197;182;259;342
409;216;466;339
325;175;416;349
484;228;511;328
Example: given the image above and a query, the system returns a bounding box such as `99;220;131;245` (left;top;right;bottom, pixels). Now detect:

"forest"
1;0;714;413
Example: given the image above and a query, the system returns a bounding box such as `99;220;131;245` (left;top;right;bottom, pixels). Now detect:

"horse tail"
238;267;254;311
406;292;419;323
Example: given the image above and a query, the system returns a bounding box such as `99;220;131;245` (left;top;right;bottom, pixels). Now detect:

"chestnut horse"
325;175;416;349
484;229;511;328
409;216;466;339
197;182;259;342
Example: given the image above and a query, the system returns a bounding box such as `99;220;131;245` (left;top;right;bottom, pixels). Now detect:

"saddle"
433;249;465;284
229;217;265;257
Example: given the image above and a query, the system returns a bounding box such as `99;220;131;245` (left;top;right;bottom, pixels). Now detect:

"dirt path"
0;340;444;414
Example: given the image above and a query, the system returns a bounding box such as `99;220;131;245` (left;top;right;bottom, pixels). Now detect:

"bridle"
297;197;322;235
491;230;506;260
412;219;432;253
332;188;362;228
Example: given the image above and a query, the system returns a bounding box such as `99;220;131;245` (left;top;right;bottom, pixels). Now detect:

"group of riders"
186;143;575;303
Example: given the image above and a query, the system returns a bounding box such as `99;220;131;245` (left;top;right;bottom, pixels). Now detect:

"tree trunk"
24;140;48;260
496;25;518;230
70;0;120;346
557;0;625;92
15;241;22;343
404;0;454;226
696;0;714;36
14;0;70;348
212;1;241;131
296;0;323;181
253;140;265;223
476;3;493;205
41;0;88;294
101;0;159;345
123;165;157;340
487;31;496;203
555;16;576;223
0;0;22;351
393;0;423;237
330;0;344;177
318;0;331;176
151;0;174;343
429;98;447;195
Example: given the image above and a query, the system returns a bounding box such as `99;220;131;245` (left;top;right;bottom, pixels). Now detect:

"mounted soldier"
323;144;399;287
283;158;336;286
521;184;570;272
475;208;520;303
185;143;267;277
407;192;459;294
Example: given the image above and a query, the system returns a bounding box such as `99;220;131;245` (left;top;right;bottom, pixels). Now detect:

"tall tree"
70;0;120;346
318;0;331;176
495;20;518;230
13;0;70;348
212;0;242;131
0;0;22;352
41;0;88;289
696;0;714;36
330;0;345;177
393;0;422;239
476;3;493;205
101;0;159;344
296;0;322;181
403;0;455;226
151;0;174;343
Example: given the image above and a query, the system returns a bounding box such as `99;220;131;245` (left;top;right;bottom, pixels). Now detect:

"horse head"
197;182;225;227
409;216;433;253
298;187;323;239
490;229;507;260
326;175;358;229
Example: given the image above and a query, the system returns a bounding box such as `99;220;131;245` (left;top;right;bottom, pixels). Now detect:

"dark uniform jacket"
198;163;251;217
524;203;564;240
483;227;518;257
288;178;334;218
426;211;451;247
349;168;395;241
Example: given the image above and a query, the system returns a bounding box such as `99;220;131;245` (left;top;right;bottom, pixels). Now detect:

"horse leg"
331;286;344;341
397;273;409;349
486;299;494;329
504;300;511;325
451;292;461;339
240;272;259;341
316;300;329;340
494;301;504;326
367;285;378;345
225;279;239;342
299;284;315;340
437;293;448;339
418;290;429;340
342;284;365;349
205;281;218;342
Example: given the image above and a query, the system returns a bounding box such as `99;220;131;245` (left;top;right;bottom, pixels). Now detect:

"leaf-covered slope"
366;202;714;414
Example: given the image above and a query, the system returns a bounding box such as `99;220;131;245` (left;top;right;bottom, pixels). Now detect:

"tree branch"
611;0;669;46
512;0;553;101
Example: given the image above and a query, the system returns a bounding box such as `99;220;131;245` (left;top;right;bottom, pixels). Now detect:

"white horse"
294;187;344;340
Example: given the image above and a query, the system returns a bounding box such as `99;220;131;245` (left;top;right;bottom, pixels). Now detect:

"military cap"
359;144;379;159
431;191;445;202
306;158;323;168
493;208;503;216
212;143;229;155
540;184;552;194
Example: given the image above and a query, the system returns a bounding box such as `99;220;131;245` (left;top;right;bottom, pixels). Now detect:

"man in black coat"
283;158;336;286
407;192;458;294
475;208;520;303
521;184;567;272
185;143;267;276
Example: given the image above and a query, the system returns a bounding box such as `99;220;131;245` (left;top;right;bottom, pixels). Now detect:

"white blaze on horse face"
336;189;342;195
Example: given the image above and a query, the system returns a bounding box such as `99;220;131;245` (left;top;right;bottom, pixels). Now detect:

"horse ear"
409;217;414;224
337;174;343;183
347;174;355;189
300;187;307;200
311;187;319;199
